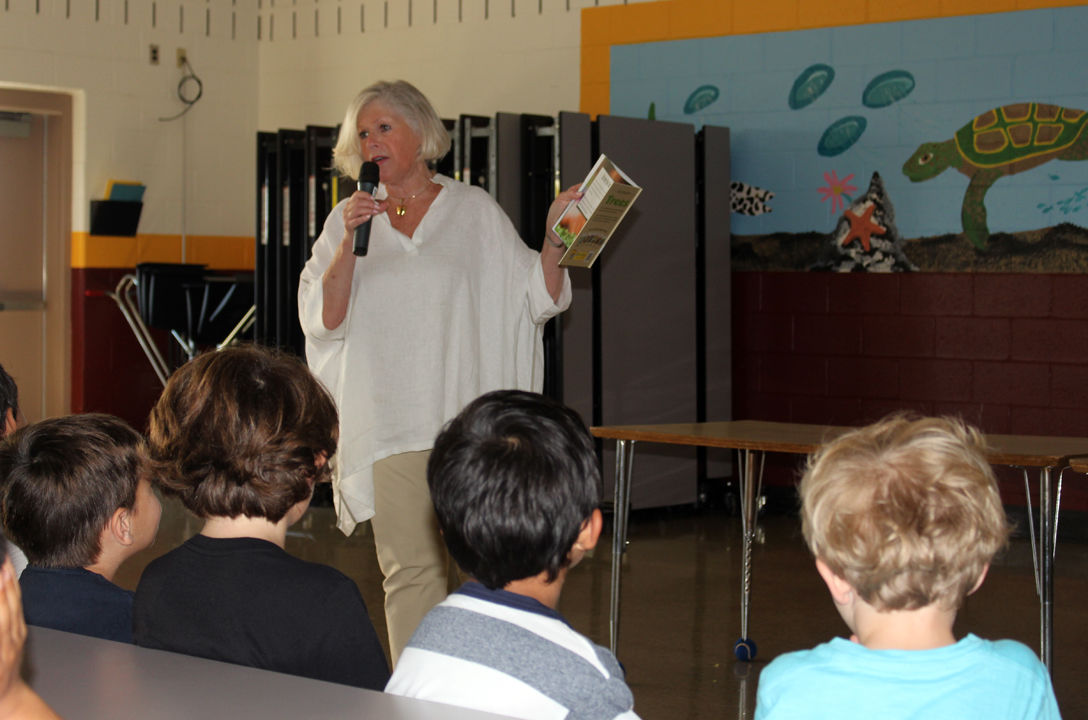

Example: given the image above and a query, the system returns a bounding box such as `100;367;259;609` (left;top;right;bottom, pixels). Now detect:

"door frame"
0;86;74;419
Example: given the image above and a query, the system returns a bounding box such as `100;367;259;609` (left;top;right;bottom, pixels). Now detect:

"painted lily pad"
684;85;719;114
788;64;835;110
817;115;867;157
862;70;915;109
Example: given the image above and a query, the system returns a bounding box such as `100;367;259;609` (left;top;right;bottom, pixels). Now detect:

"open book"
552;155;642;269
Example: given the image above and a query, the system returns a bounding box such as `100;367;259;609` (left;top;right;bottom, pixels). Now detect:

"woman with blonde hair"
299;80;579;662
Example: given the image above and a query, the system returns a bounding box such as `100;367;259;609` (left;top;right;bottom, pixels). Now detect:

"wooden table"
23;626;514;719
591;420;1088;672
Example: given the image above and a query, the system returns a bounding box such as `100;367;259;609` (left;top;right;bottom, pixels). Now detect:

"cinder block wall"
732;271;1088;509
733;272;1088;435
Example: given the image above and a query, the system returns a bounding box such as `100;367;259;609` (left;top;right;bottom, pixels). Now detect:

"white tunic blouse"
299;175;572;534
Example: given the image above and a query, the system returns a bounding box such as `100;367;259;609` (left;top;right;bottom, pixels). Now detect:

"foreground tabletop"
24;626;514;720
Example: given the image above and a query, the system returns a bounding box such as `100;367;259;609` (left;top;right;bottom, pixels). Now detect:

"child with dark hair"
385;389;639;719
132;345;389;690
0;362;28;577
0;363;18;436
755;414;1060;719
0;414;161;643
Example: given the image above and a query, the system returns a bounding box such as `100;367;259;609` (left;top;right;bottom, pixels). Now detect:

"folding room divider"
255;113;731;508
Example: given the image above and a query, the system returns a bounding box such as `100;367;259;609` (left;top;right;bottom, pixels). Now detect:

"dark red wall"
732;271;1088;509
71;268;173;432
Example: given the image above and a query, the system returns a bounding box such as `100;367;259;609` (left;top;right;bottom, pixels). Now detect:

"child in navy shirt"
1;414;161;643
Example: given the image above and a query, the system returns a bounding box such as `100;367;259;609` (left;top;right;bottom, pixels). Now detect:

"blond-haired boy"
755;415;1060;719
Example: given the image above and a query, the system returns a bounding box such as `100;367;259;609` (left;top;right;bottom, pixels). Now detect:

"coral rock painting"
903;103;1088;250
812;172;917;272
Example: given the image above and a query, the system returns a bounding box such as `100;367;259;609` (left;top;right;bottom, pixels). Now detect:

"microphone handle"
352;179;378;257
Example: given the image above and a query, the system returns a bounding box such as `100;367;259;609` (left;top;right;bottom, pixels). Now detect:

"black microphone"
353;161;380;256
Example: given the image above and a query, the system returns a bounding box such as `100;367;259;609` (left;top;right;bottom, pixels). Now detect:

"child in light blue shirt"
755;415;1060;720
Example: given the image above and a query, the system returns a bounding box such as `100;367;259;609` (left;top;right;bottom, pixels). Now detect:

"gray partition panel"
494;112;523;235
702;125;732;479
558;112;594;425
597;115;698;509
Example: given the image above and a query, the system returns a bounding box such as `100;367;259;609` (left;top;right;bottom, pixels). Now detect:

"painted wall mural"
730;181;774;216
610;7;1088;272
904;103;1088;249
684;85;720;114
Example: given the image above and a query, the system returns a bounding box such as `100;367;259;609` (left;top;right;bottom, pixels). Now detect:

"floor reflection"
115;496;1088;719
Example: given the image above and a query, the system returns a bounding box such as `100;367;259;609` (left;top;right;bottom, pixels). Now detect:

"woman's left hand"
539;184;582;303
543;184;584;251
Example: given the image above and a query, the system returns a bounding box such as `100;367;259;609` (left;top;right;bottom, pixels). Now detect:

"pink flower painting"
817;170;857;215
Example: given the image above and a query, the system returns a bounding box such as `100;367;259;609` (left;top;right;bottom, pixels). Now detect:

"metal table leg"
609;439;636;656
1023;465;1064;673
1040;466;1053;671
733;448;763;661
607;440;764;660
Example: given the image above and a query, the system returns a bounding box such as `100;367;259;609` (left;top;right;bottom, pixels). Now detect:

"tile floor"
115;495;1088;719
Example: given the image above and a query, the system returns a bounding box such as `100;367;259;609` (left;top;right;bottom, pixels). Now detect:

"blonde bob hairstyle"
332;80;451;179
800;414;1009;612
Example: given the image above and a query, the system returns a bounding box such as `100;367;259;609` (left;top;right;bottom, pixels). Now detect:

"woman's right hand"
323;190;389;331
339;190;389;247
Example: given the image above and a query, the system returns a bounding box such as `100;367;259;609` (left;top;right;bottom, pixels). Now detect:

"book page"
575;165;614;218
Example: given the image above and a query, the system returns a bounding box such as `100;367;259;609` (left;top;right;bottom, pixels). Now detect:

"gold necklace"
394;183;431;216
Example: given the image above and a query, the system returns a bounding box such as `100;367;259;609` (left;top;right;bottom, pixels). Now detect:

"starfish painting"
841;203;886;252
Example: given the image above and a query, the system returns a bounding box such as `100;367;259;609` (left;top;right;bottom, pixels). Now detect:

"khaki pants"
370;450;449;666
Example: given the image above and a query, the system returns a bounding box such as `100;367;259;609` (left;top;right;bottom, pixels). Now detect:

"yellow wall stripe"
71;233;255;270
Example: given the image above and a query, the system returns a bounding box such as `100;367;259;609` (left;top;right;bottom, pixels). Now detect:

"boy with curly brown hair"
132;345;388;690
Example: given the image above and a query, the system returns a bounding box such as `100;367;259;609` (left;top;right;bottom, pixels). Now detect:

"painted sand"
732;223;1088;273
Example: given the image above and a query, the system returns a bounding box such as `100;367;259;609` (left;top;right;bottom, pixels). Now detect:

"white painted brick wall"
0;0;655;236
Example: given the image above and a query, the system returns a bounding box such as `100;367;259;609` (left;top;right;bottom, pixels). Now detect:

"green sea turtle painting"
902;103;1088;249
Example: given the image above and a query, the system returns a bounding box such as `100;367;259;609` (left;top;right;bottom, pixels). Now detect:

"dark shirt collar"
454;581;572;627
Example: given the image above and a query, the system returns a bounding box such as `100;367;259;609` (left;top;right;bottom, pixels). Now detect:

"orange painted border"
71;233;255;270
580;0;1085;118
